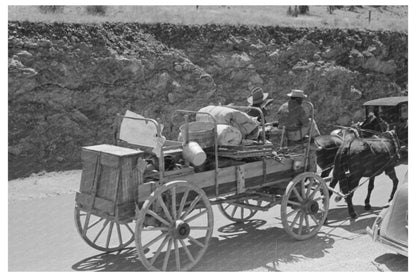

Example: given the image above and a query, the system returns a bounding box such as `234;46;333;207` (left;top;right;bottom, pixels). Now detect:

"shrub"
38;6;64;14
85;6;107;16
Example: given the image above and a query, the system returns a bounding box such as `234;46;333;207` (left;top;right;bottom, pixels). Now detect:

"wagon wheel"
135;180;213;271
74;207;135;252
219;200;261;222
281;172;329;240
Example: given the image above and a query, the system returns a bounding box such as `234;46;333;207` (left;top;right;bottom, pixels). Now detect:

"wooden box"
75;144;144;221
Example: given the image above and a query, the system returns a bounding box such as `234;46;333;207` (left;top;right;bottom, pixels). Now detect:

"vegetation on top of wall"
8;5;408;32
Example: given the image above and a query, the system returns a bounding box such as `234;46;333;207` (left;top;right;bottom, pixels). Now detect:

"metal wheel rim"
74;206;135;252
219;200;259;222
135;180;214;271
281;172;329;240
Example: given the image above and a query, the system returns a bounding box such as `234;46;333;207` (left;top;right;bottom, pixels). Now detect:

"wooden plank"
236;165;245;194
83;144;143;157
97;165;118;201
137;157;295;202
100;152;120;168
120;156;137;203
75;192;115;216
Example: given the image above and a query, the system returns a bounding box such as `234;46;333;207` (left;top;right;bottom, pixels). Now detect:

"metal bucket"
179;121;215;148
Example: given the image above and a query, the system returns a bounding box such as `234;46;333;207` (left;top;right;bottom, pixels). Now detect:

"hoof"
364;204;372;211
349;213;358;220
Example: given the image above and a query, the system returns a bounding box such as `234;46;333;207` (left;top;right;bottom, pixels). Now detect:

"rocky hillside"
8;22;407;179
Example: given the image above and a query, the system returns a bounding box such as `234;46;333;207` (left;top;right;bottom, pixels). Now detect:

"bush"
85;6;107;16
298;6;309;15
38;6;64;14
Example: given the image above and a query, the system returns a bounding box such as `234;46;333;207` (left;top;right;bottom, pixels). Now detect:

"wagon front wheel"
281;172;329;240
74;207;135;252
135;180;213;271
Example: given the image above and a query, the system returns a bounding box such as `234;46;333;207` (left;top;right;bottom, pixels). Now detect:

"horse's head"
332;126;360;141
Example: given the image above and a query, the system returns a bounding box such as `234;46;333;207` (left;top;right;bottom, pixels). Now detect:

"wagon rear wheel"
135;180;213;271
281;172;329;240
74;207;135;252
219;200;260;222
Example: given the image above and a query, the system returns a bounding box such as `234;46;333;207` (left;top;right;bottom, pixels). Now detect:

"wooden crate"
75;144;144;221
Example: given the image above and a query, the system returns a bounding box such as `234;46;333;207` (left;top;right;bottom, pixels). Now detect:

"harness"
336;130;402;199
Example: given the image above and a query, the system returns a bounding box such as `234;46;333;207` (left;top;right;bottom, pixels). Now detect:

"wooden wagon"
74;106;329;271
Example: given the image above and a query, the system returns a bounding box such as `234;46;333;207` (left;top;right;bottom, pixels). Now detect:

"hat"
287;89;307;98
247;87;273;107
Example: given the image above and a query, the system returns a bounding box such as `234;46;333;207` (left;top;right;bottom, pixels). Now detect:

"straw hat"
247;87;274;108
287;89;307;98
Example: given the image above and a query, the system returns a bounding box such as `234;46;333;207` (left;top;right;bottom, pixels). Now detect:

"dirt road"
8;166;408;271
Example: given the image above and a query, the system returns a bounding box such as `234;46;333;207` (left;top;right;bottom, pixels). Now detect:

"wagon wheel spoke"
177;189;189;217
309;182;323;199
147;210;170;226
287;200;301;207
300;178;307;199
87;217;104;231
180;239;196;264
188;235;205;248
157;196;173;222
297;213;304;235
93;219;109;244
171;186;177;220
116;223;123;246
181;195;202;220
304;214;310;233
150;235;170;265
162;238;173;271
286;208;300;218
106;221;114;249
184;209;207;223
289;211;301;231
173;238;181;271
292;186;304;202
143;232;167;250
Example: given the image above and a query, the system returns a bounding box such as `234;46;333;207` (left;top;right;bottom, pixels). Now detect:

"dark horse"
314;113;387;179
330;124;407;219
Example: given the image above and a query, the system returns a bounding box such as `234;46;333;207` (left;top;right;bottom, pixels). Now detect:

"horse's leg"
385;167;399;202
339;176;358;219
364;177;375;211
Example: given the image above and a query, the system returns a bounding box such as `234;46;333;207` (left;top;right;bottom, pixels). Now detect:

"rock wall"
8;22;407;179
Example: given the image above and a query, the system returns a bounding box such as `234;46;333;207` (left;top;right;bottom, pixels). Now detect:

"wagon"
74;105;329;271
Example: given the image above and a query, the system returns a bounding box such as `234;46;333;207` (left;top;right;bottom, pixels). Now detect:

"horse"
330;126;407;219
314;113;387;179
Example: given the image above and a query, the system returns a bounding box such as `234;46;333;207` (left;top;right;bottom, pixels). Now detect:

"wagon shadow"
325;205;383;234
72;219;335;271
194;220;335;271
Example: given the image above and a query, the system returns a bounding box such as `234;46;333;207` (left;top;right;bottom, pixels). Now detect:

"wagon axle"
172;220;191;239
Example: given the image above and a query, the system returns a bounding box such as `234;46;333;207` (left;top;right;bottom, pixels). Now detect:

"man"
277;89;319;143
246;87;274;124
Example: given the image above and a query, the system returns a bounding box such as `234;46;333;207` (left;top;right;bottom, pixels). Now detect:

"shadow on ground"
374;253;408;271
324;205;383;234
72;219;334;271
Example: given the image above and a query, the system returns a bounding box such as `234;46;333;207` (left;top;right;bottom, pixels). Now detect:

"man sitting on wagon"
246;86;274;124
276;89;320;145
